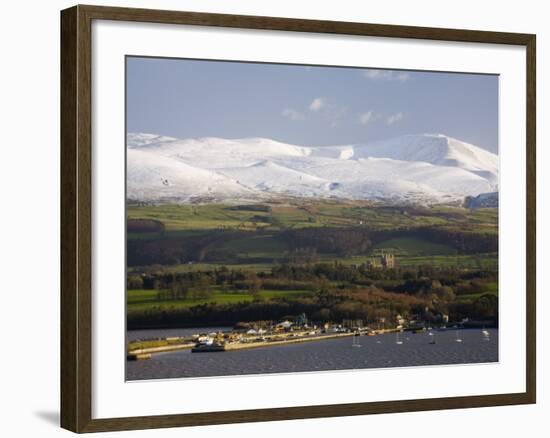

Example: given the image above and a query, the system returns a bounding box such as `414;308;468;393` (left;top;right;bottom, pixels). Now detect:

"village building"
342;319;364;329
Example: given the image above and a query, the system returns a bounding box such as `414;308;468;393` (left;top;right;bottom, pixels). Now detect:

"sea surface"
126;328;498;380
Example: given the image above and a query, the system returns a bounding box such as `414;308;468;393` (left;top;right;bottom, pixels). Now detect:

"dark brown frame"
61;4;536;433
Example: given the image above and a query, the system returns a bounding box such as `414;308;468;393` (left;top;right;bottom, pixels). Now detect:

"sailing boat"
395;332;403;345
429;332;436;345
482;328;490;341
455;330;463;343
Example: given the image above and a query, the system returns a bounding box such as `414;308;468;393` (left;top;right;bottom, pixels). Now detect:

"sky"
126;56;499;153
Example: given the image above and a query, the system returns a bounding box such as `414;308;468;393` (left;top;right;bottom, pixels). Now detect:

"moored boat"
191;338;226;353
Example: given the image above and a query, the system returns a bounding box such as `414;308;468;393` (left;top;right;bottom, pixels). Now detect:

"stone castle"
365;253;395;269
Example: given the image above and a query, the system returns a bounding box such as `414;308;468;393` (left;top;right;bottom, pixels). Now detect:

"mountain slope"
127;148;254;202
464;191;499;209
352;134;498;185
126;133;499;204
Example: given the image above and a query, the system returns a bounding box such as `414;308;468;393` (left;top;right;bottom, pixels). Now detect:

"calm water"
126;328;498;380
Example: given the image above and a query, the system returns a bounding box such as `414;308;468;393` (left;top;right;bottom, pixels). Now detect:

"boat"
192;342;225;352
482;329;491;341
395;332;403;345
428;332;436;345
455;330;463;343
352;335;361;348
191;338;226;353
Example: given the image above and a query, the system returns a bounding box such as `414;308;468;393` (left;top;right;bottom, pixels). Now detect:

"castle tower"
381;253;395;269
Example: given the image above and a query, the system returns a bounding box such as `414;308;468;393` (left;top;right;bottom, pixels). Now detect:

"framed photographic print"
60;4;536;433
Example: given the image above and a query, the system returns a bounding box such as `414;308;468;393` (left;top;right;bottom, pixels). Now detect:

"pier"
126;327;408;359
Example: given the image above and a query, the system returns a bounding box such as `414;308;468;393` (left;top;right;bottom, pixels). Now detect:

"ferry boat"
191;338;226;353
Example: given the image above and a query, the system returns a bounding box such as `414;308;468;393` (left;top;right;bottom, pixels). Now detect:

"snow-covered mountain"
126;133;499;205
464;191;499;209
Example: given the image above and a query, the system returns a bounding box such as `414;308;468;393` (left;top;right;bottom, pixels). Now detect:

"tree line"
127;226;498;267
127;261;498;329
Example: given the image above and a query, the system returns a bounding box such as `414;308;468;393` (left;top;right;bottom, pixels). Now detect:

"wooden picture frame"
61;4;536;433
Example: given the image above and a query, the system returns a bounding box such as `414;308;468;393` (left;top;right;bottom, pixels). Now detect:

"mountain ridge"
126;133;499;205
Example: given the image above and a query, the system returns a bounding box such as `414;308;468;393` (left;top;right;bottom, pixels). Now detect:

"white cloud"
386;112;404;125
358;111;375;125
309;97;325;112
284;98;348;126
363;69;410;82
281;108;305;121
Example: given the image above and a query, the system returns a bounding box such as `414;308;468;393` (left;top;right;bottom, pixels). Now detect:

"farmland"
126;200;498;329
127;199;498;234
128;288;312;311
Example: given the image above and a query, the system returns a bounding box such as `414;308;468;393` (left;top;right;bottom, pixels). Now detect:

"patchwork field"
127;200;498;234
126;200;498;328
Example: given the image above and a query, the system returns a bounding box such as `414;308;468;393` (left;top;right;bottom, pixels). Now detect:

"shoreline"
127;329;405;359
127;326;495;359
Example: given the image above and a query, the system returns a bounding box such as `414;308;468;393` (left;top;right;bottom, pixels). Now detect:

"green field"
395;253;498;269
127;288;312;312
454;281;499;302
127;201;498;269
455;290;498;303
371;236;455;256
127;200;498;234
126;200;498;328
128;252;498;275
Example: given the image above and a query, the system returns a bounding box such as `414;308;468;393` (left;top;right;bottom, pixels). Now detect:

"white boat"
395;332;403;345
455;331;463;343
191;337;226;353
429;332;436;344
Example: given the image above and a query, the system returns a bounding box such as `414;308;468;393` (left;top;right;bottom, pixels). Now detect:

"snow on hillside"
352;134;499;186
126;133;499;204
218;160;330;198
464;191;499;209
127;148;255;203
129;136;311;169
127;133;178;148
